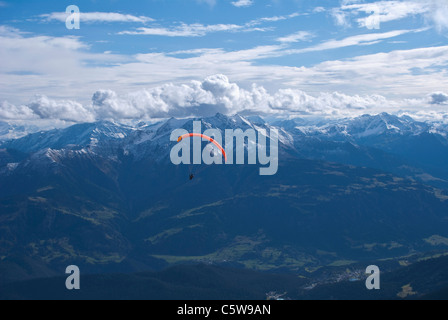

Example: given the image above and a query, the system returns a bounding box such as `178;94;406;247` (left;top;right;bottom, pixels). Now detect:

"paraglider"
177;133;227;181
171;120;279;176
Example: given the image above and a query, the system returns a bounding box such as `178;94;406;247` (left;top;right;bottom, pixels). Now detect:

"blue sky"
0;0;448;123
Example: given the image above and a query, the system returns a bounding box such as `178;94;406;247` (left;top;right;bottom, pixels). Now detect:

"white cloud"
287;29;416;54
290;45;448;100
0;25;27;37
0;28;100;75
331;8;352;28
28;95;96;122
119;12;300;37
0;95;95;122
336;0;448;32
118;23;250;37
41;12;154;24
277;31;314;43
268;89;390;115
313;7;326;13
342;1;425;28
231;0;254;8
422;0;448;32
249;13;301;25
0;101;35;120
91;75;261;119
401;110;448;124
3;75;446;123
2;25;448;115
0;96;96;123
87;74;395;119
0;25;126;103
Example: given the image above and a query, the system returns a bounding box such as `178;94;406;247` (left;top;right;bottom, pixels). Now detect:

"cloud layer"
1;2;448;126
1;75;447;123
41;12;154;24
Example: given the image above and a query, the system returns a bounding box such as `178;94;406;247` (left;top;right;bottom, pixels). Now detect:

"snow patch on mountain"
1;112;447;171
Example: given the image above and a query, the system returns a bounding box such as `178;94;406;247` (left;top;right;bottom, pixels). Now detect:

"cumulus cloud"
0;75;380;121
0;101;36;120
0;75;402;121
28;95;96;122
1;76;447;123
92;75;253;118
0;96;95;122
268;89;390;116
84;80;448;120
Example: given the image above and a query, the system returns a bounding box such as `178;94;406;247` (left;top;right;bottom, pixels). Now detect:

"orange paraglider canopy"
178;133;227;162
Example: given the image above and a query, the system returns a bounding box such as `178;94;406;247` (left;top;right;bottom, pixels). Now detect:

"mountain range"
1;113;448;299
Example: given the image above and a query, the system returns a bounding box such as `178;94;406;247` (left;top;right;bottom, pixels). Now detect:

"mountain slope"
0;264;307;300
1;113;448;285
3;254;448;300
